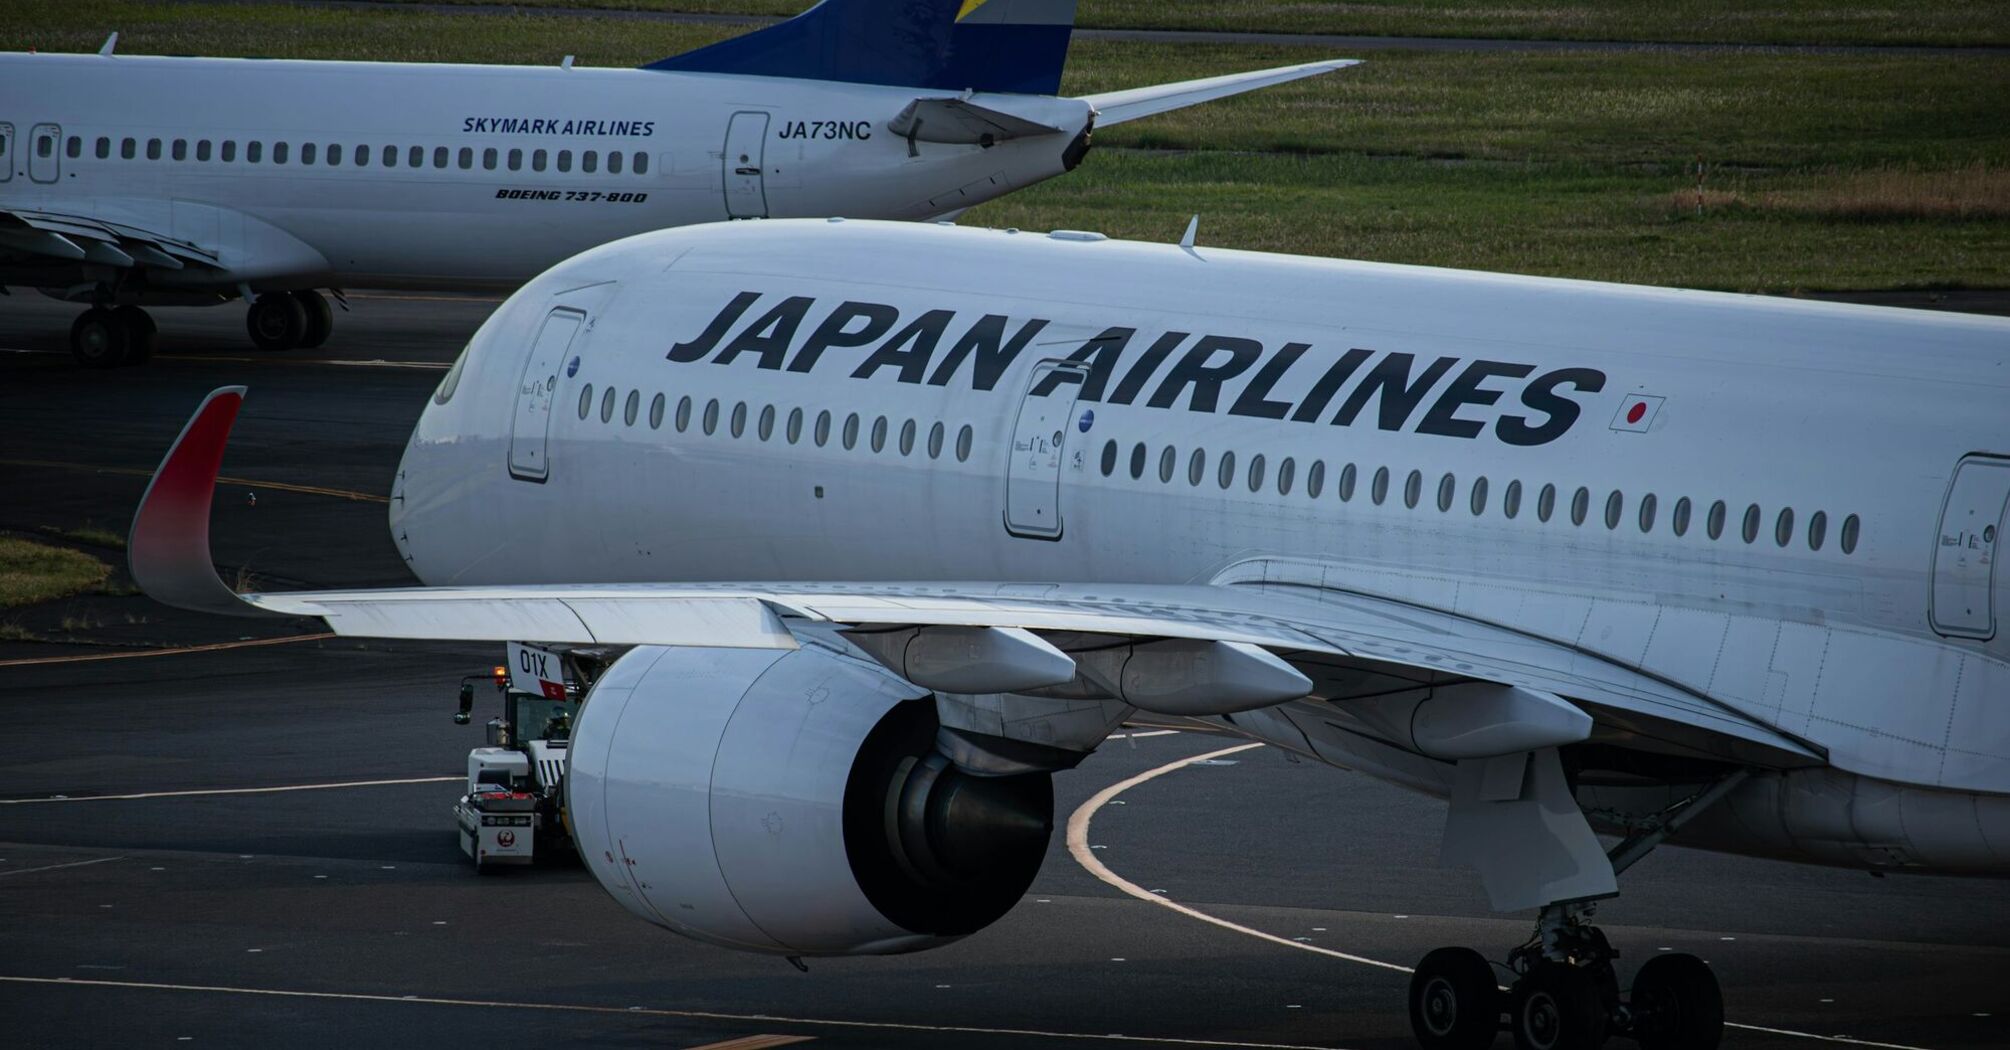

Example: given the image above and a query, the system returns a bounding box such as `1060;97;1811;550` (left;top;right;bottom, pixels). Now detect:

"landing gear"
69;304;156;368
1410;947;1501;1049
293;288;333;349
246;291;307;351
1629;953;1722;1050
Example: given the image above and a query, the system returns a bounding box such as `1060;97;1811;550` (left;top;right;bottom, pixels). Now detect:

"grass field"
5;1;2006;290
358;0;2010;48
0;537;110;609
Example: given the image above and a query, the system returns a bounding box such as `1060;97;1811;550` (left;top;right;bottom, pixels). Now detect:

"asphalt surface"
4;292;2010;1049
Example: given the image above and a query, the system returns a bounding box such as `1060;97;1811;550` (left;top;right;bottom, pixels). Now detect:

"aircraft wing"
134;388;1821;773
0;206;222;272
1077;59;1359;128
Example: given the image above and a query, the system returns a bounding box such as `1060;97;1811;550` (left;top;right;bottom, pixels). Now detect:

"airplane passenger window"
1371;466;1389;506
956;425;973;462
1306;460;1325;498
301;142;316;165
273;141;289;164
1604;490;1623;529
483;148;498;171
1470;476;1489;516
458;147;474;170
731;401;748;438
1672;497;1691;536
1570;486;1590;526
1130;442;1147;480
814;410;830;446
36;133;51;158
577;384;593;419
1840;514;1860;554
221;140;236;162
870;415;887;452
508;149;522;171
632;152;649;174
96;137;110;159
649;393;665;429
354;145;369;166
898;418;914;454
121;137;136;159
247;141;262;163
196;140;212;162
1160;446;1177;484
608;151;624;174
1248;454;1267;493
762;405;779;442
1707;500;1727;539
1217;451;1237;490
842;412;859;450
601;386;618;424
788;408;805;444
1404;470;1423;510
1638;493;1657;532
1339;463;1356;502
327;143;341;166
702;398;719;435
624;390;639;426
927;421;944;458
1501;479;1520;518
1277;457;1294;496
66;136;80;158
1437;472;1455;512
409;146;424;168
1807;510;1827;551
676;396;693;431
557;150;573;173
1741;503;1761;544
147;138;162;160
532;149;547;172
1774;507;1794;547
381;145;396;167
1185;449;1205;486
433;146;449;168
582;151;598;174
1537;483;1556;522
172;139;187;161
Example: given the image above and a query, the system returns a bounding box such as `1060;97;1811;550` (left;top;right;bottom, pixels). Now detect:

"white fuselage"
0;52;1081;293
394;219;2010;871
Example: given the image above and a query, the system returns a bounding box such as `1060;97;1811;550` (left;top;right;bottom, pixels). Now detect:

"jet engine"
567;642;1054;956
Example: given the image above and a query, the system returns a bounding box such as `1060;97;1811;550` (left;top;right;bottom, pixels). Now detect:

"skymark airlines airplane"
0;0;1347;367
132;218;2009;1050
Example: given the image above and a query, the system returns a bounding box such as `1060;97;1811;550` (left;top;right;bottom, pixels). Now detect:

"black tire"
293;289;333;349
1510;963;1608;1050
1630;954;1722;1050
246;292;307;351
1410;947;1501;1049
69;307;130;369
113;306;156;365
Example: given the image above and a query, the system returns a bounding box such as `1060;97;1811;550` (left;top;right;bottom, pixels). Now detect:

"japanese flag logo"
1610;394;1664;433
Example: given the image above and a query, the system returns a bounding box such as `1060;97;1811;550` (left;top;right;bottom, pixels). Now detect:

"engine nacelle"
567;642;1053;956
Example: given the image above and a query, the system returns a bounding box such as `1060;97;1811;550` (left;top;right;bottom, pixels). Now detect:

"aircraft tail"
644;0;1077;96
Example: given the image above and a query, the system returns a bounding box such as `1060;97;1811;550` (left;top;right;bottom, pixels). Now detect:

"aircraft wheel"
1629;954;1722;1050
293;289;333;349
1410;947;1501;1049
113;305;157;365
246;292;306;352
70;307;131;369
1509;963;1607;1050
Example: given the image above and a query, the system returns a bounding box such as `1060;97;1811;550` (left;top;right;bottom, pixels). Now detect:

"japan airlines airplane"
131;218;2009;1050
0;0;1348;368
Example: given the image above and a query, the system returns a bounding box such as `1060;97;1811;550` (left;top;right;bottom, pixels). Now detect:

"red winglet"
128;386;280;617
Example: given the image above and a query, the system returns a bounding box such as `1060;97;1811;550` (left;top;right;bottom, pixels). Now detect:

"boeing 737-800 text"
0;0;1347;365
131;218;2009;1050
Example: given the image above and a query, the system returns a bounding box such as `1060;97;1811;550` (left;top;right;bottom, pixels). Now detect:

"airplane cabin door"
28;123;59;183
508;308;586;482
1931;454;2010;639
1004;361;1088;540
0;124;14;182
723;111;769;219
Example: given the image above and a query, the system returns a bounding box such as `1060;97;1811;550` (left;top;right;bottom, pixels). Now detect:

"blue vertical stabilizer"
643;0;1077;96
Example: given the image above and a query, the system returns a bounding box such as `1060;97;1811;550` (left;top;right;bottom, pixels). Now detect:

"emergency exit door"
28;123;59;183
508;309;585;482
0;124;14;182
1005;361;1088;540
1931;455;2010;639
723;111;768;219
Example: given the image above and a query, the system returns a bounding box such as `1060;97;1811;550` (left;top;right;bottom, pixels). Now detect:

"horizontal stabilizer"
1079;58;1359;127
887;96;1067;144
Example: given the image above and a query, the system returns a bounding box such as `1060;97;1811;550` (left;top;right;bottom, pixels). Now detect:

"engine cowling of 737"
566;642;1055;956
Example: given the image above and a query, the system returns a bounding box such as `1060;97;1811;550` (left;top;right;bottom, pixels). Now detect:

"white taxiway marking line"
0;776;461;805
0;856;126;878
0;976;1345;1049
1068;742;1941;1050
